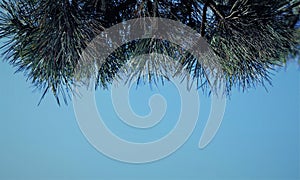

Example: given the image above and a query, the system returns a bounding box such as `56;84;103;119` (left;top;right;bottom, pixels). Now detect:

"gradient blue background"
0;53;299;179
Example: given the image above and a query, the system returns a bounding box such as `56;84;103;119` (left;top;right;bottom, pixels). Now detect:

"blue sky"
0;52;299;179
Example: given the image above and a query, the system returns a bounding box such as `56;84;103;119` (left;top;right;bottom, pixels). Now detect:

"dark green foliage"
0;0;102;104
208;0;300;90
0;0;299;105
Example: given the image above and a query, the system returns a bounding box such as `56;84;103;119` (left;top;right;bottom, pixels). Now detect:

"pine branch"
207;0;225;20
200;0;211;37
0;0;298;105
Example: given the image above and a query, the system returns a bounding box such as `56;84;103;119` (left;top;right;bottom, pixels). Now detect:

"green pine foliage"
0;0;299;105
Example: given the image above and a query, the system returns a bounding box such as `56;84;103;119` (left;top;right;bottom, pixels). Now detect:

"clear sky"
0;47;299;179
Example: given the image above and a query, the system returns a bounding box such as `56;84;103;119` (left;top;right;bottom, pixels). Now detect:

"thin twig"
208;0;225;20
200;0;211;37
